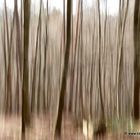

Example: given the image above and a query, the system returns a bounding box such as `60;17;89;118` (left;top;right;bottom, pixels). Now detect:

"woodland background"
0;0;140;140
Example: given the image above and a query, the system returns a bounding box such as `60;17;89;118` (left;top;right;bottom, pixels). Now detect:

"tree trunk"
15;0;21;115
42;0;49;114
54;0;72;138
31;1;42;113
94;0;106;136
37;0;42;115
134;0;140;120
22;0;31;138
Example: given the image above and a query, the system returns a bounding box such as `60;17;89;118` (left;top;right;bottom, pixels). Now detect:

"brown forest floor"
0;115;140;140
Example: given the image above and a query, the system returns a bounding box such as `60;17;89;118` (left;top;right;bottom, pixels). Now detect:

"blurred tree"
54;0;72;138
42;0;49;113
134;0;140;120
31;0;42;113
37;0;42;115
5;0;15;115
15;0;21;115
22;0;31;138
94;0;106;136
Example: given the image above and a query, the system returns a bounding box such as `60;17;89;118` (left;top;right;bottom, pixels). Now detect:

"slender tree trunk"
37;0;42;115
116;0;129;119
31;1;42;113
42;0;49;114
54;0;72;137
22;0;31;138
4;0;10;50
95;0;106;136
68;0;73;113
2;16;7;115
70;0;80;114
63;0;65;48
15;0;21;115
5;4;16;115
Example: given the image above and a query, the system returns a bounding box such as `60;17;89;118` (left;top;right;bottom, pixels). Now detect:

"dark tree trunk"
134;0;140;120
22;0;31;138
54;0;72;138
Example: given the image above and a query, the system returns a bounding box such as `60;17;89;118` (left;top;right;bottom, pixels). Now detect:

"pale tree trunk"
37;0;42;115
5;2;16;115
70;0;80;115
42;0;49;114
31;0;42;113
116;0;129;119
15;0;21;115
79;0;85;120
1;16;7;115
94;0;106;136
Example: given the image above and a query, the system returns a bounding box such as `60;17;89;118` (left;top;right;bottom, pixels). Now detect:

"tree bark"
134;0;140;120
22;0;31;138
94;0;106;136
54;0;72;138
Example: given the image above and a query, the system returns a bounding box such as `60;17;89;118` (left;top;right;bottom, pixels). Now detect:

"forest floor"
0;115;140;140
